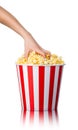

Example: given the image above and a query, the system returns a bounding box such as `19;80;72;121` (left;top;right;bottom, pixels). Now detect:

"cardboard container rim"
15;62;65;66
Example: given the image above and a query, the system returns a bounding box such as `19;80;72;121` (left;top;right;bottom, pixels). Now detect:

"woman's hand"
24;33;51;58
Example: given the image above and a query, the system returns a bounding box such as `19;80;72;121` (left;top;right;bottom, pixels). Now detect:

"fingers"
36;49;45;57
24;49;51;59
24;49;29;59
42;49;51;55
24;42;51;58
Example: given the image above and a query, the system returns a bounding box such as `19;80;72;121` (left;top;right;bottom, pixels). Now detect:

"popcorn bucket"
16;64;64;112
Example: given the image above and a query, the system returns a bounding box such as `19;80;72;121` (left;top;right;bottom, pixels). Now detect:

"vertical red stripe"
23;111;27;121
27;66;34;110
16;65;23;111
48;66;55;111
19;65;26;112
16;65;20;89
39;111;44;122
55;109;58;121
39;66;45;111
48;110;52;122
30;111;34;122
55;66;63;110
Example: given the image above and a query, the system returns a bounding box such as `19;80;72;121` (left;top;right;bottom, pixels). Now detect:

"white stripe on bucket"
52;66;59;110
23;66;30;110
17;65;24;112
44;111;49;122
34;111;39;122
44;66;50;110
33;66;39;110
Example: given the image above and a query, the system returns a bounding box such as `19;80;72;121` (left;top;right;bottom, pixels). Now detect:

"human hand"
24;32;51;58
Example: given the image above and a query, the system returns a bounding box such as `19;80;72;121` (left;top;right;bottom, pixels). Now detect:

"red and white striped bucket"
16;64;64;112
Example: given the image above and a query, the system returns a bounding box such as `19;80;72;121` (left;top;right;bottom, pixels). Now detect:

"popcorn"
16;51;64;65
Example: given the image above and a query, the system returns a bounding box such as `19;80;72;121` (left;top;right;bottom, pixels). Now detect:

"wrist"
23;30;32;41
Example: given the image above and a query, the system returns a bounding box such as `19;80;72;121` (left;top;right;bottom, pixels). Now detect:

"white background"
0;0;78;129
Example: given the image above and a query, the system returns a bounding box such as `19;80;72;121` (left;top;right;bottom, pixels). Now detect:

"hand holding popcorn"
24;32;51;58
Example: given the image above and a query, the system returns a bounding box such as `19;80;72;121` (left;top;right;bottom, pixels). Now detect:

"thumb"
24;50;29;59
